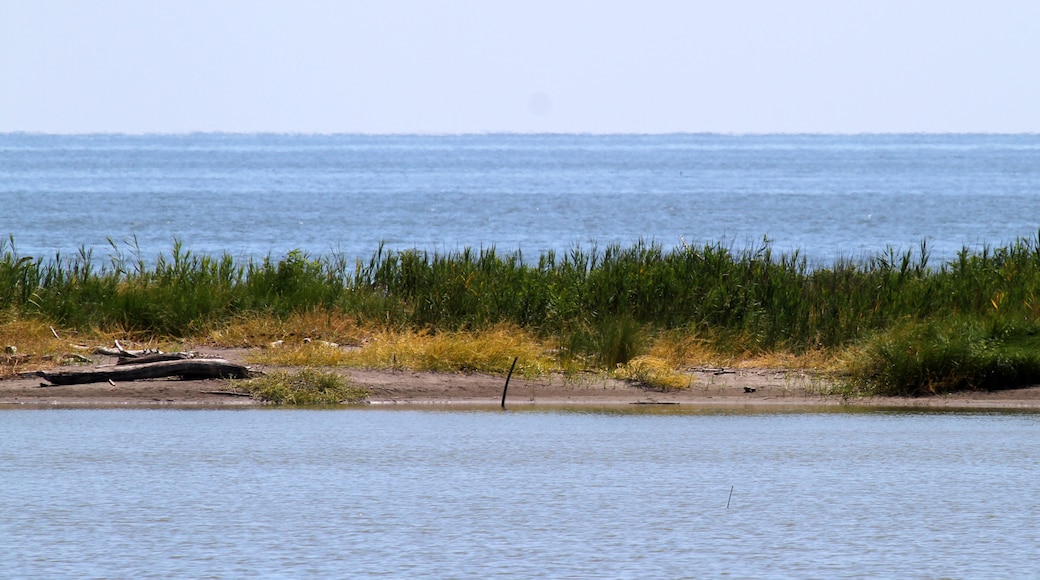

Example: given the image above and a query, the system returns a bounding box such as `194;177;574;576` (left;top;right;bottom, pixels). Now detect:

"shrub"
844;316;1040;396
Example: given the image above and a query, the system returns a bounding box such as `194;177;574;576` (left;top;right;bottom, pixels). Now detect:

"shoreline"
5;348;1040;410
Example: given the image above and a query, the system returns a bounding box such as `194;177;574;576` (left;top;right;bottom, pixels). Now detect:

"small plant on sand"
234;369;368;405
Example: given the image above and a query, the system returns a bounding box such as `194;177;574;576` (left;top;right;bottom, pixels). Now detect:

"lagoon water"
3;409;1039;578
2;133;1040;266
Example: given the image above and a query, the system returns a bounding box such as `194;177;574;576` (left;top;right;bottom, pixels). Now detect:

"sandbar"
4;348;1040;410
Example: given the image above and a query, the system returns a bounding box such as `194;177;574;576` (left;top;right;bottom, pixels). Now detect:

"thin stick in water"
501;356;518;409
727;485;734;509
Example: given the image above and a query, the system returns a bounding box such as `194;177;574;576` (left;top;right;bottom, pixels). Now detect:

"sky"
1;0;1038;134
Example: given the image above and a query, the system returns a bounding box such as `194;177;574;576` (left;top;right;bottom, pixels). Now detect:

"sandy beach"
4;347;1040;410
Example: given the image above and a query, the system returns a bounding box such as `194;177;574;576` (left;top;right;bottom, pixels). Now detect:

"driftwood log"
95;347;161;357
95;339;166;358
38;358;254;386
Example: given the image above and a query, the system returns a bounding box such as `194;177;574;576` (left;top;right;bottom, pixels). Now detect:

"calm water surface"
3;133;1040;265
2;409;1038;578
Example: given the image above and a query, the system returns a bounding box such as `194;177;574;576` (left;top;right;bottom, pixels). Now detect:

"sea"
3;133;1040;578
2;133;1040;266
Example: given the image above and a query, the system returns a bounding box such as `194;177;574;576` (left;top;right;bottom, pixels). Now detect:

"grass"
8;234;1040;395
233;369;369;405
614;355;692;391
207;309;368;348
252;326;696;392
252;325;562;377
843;316;1040;396
0;317;76;376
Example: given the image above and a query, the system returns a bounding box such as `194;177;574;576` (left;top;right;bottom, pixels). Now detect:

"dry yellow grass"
644;330;842;371
251;324;559;378
251;340;356;367
3;307;843;384
245;323;843;387
0;315;199;377
643;331;725;368
734;350;842;372
207;309;368;348
1;318;67;353
613;355;692;391
0;318;92;376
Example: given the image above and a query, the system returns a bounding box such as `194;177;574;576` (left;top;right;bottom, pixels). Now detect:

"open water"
2;409;1039;578
2;133;1040;265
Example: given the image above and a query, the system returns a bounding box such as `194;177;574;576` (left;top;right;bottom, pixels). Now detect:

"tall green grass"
7;233;1040;393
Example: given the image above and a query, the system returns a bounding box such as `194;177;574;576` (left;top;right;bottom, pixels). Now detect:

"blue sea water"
2;133;1039;266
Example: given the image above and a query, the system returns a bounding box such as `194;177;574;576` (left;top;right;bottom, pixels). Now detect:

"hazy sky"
2;0;1038;134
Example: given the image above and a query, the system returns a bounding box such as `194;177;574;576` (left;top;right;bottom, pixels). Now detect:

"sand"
4;348;1040;410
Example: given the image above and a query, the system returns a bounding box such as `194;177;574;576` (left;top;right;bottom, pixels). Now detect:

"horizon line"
3;130;1040;138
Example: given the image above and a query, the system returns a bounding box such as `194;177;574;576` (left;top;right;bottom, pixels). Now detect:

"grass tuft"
234;369;368;405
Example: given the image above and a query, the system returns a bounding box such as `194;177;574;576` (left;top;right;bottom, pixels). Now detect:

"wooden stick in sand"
501;356;518;409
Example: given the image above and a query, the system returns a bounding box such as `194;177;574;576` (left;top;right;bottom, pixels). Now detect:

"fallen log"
37;358;254;386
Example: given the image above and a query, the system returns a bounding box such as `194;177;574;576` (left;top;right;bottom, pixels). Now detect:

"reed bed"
6;234;1040;394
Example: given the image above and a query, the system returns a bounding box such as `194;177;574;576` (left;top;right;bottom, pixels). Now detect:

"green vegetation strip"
6;234;1040;396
